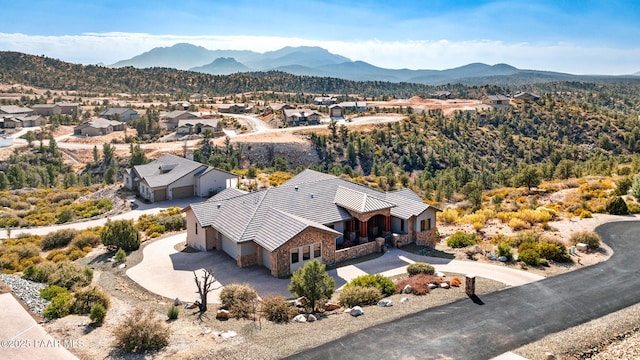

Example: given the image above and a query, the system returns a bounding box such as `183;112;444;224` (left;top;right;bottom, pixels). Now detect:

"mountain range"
111;43;638;85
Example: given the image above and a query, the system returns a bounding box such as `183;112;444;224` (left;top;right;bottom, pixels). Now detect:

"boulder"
498;256;508;262
174;298;183;306
400;297;409;304
488;253;497;261
440;282;450;289
118;263;126;269
307;314;317;322
435;271;446;277
216;309;230;320
428;283;438;289
293;314;307;323
324;303;341;311
350;306;364;317
377;299;393;307
576;243;588;252
220;330;237;339
403;284;413;294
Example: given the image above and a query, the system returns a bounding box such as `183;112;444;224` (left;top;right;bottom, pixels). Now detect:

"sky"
0;0;639;75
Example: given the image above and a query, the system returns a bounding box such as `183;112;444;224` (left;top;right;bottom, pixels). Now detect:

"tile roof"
255;209;341;252
77;118;123;129
189;169;435;249
0;105;32;114
133;154;207;188
100;108;137;116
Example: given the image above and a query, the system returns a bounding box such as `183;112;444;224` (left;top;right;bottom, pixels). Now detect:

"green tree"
24;131;35;147
0;172;8;190
288;259;335;312
101;219;141;252
631;174;640;200
92;145;99;163
605;196;629;215
515;165;541;191
128;144;148;167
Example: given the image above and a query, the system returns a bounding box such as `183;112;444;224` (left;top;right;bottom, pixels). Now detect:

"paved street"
289;221;640;360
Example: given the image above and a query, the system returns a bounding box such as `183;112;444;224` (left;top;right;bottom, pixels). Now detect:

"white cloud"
0;32;638;75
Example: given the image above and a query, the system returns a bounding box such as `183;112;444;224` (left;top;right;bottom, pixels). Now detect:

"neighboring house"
190;94;209;101
32;104;62;116
184;169;440;277
122;154;239;202
512;92;540;102
282;109;321;126
266;103;292;112
427;91;452;100
73;118;126;136
0;116;23;128
176;119;221;136
162;110;200;130
0;106;33;116
338;101;368;111
100;108;139;121
15;114;45;127
56;102;81;115
329;104;344;118
217;103;247;114
167;101;191;110
481;95;511;107
313;96;337;105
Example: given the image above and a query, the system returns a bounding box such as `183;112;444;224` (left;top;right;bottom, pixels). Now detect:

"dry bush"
450;277;462;287
439;208;459;225
261;295;296;323
72;286;111;314
570;231;601;250
219;284;259;319
112;308;170;353
508;218;530;230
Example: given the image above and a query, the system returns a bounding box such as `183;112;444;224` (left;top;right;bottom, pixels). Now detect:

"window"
302;245;310;261
420;219;431;231
314;243;321;258
195;223;198;235
291;249;299;264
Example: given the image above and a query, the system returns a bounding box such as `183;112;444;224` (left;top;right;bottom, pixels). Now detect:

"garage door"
172;185;194;199
154;189;167;202
261;246;272;270
221;236;238;261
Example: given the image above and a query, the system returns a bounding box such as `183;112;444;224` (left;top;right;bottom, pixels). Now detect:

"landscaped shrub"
41;229;80;250
48;260;93;289
344;274;395;297
535;241;570;263
605;196;629;215
508;231;542;248
39;285;69;301
167;305;179;320
101;219;140;252
439;208;459;225
407;262;436;276
89;304;107;325
395;274;441;295
219;284;259;319
72;286;111;314
261;295;296;323
338;285;383;307
22;261;56;283
115;248;127;263
46;249;68;263
517;248;540;266
496;242;513;261
570;231;602;250
112;309;171;353
70;231;101;249
446;232;478;248
43;291;74;319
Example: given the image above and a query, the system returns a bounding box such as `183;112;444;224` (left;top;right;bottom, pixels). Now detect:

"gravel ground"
0;274;50;317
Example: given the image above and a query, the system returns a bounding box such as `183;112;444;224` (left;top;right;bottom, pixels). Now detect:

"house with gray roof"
184;169;440;277
32;104;62;116
282;109;322;126
99;108;139;121
0;105;33;116
481;94;511;108
176;119;221;136
161;110;200;130
122;154;239;202
73;118;125;136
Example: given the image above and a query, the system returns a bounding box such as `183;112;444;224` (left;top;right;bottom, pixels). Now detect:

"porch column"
384;216;390;232
360;220;368;242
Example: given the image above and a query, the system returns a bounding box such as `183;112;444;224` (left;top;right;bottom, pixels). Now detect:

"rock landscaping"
0;274;50;317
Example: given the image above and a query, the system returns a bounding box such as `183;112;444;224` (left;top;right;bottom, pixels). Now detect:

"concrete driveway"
0;293;78;360
290;221;640;360
128;233;542;304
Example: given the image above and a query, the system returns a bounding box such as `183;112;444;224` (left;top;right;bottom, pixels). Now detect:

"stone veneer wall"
335;238;385;264
392;233;411;247
270;228;337;278
416;228;439;247
238;253;258;267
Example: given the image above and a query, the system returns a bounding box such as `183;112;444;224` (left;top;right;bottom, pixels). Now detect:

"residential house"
73;118;126;136
282;109;321;126
313;96;337;106
14;114;45;127
32;104;62;116
122;154;239;202
338;101;368;112
266;103;292;112
167;101;192;110
427;91;452;100
217;103;247;114
512;92;541;102
161;110;200;130
56;103;81;115
328;104;344;118
184;169;440;277
481;95;511;107
176;119;222;136
100;108;139;121
0;106;33;116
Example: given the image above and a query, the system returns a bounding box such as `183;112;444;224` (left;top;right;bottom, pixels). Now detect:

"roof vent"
294;186;299;191
217;203;221;209
310;193;314;199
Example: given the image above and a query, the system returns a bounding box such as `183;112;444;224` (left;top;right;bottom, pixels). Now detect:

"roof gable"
333;186;395;213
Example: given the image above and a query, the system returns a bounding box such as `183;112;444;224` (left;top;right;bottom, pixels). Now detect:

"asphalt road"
290;221;640;360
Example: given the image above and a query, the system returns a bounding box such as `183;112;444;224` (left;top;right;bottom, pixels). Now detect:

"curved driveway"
290;221;640;360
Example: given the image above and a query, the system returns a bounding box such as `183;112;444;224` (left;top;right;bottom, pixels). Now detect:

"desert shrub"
395;274;441;295
72;286;111;314
338;285;383;308
66;247;88;261
508;217;530;230
570;231;601;250
112;309;170;353
41;229;80;250
496;242;513;261
40;285;69;301
115;248;127;263
22;261;56;283
535;242;570;263
517;248;540;266
43;291;74;319
167;305;179;320
439;208;459;225
219;284;259;319
159;214;186;232
89;304;107;325
407;262;436;276
48;260;93;289
605;196;629;215
261;295;296;323
615;176;633;195
450;277;462;287
446;232;478;248
101;219;140;252
46;249;68;262
70;231;101;249
508;231;542;248
345;274;395;297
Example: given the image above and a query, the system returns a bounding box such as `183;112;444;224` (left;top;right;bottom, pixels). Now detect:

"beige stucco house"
73;118;125;136
122;154;239;202
282;109;322;126
184;169;440;277
161;110;200;130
